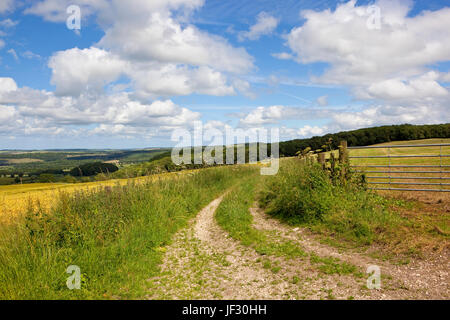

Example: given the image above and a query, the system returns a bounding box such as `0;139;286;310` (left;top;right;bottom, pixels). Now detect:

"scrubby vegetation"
69;162;119;177
0;165;257;299
259;158;403;245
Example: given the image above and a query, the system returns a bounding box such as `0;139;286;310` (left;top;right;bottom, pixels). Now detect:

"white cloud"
279;0;450;132
38;0;253;99
98;10;253;74
7;48;18;61
48;47;127;96
238;12;278;41
0;77;18;93
24;0;109;22
0;105;16;122
285;0;450;97
25;0;204;22
0;0;14;14
316;95;328;107
239;106;286;127
0;77;202;139
4;0;258;141
330;103;450;131
440;72;450;82
366;73;448;101
22;50;42;60
130;64;235;98
271;52;293;60
0;19;18;28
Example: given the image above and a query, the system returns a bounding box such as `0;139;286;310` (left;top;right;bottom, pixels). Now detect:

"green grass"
259;158;404;246
309;253;359;276
0;165;258;299
215;173;359;276
258;156;449;258
215;175;306;259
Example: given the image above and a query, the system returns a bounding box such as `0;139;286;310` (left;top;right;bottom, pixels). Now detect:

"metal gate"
348;143;450;192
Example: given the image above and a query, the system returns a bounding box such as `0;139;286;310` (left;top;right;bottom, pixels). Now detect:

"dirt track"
146;195;449;300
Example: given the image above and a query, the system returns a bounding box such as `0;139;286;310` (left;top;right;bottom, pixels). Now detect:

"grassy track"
0;165;259;299
215;174;360;276
215;175;306;258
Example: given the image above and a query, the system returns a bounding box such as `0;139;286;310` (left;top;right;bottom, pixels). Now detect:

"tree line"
278;123;450;157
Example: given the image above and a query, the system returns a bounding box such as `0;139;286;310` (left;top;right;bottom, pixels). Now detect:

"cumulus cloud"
98;11;253;74
2;0;258;142
285;0;450;98
38;0;253;99
238;11;279;41
330;103;450;131
239;106;287;127
48;47;127;96
274;0;450;134
0;77;201;138
0;77;18;93
237;105;334;127
130;64;235;98
235;100;450;140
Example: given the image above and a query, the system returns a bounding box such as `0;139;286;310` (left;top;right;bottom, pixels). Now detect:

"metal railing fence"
348;143;450;192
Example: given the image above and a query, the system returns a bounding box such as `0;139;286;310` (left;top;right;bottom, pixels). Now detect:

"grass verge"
0;165;258;299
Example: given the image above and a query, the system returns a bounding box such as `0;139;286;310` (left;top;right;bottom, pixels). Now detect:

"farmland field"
0;148;169;177
0;169;198;223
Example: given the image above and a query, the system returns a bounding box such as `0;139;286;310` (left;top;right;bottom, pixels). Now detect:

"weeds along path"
250;206;449;300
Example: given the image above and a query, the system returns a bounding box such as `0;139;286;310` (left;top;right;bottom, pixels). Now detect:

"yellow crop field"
0;170;196;223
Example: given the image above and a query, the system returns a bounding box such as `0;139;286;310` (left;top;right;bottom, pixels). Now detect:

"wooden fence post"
318;153;326;169
339;140;348;164
339;140;348;182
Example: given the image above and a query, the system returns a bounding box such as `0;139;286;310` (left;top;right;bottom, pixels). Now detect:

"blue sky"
0;0;449;149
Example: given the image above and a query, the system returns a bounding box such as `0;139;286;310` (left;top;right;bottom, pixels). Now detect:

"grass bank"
258;158;449;257
0;165;258;299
